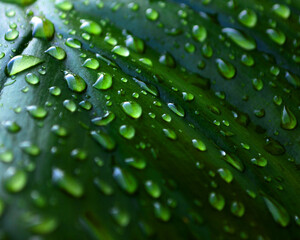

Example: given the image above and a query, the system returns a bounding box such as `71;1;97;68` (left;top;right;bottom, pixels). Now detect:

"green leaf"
0;0;299;239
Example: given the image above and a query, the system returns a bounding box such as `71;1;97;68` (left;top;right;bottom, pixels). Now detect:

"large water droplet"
119;125;135;139
55;0;73;11
5;29;19;41
64;71;87;93
266;28;286;45
3;167;27;193
30;16;55;40
263;194;290;227
272;4;290;19
112;45;130;57
80;19;102;35
93;72;113;90
6;55;43;76
222;28;256;50
121;101;142;119
238;9;257;28
192;25;207;42
26;105;47;119
281;106;297;130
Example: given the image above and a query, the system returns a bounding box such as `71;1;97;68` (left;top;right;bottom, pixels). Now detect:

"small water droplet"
216;58;236;79
209;192;225;211
113;167;138;194
52;168;84;197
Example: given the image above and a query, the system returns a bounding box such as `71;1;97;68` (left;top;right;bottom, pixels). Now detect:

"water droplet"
45;46;66;60
145;180;161;198
25;73;39;85
222;28;256;50
220;150;244;172
125;35;145;53
192;139;207;151
285;71;300;88
20;141;40;156
266;28;286;45
94;178;114;195
252;78;263;91
167;103;185;117
201;43;213;58
80;19;102;35
51;125;68;137
55;0;73;11
63;99;77;112
231;201;245;217
82;58;100;69
65;38;82;49
281;105;297;130
238;9;257;28
3;120;21;133
110;207;130;227
241;54;254;66
262;194;290;227
133;78;158;96
153;202;171;221
92;111;115;126
216;58;236;79
272;4;290;19
113;167;138;194
49;86;61;96
52;168;84;197
3;167;27;193
30;16;55;40
112;45;130;57
6;55;43;76
209;192;225;211
145;8;159;21
5;29;19;41
162;128;177;140
90;131;116;151
64;71;87;93
121;101;142;119
251;156;267;167
119;125;135;139
125;157;146;169
159;53;176;68
93;72;113;90
192;25;207;42
26;105;47;119
264;138;285;155
0;149;14;163
25;214;58;234
217;168;233;183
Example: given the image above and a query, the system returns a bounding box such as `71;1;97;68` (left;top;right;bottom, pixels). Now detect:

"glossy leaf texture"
0;0;299;240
